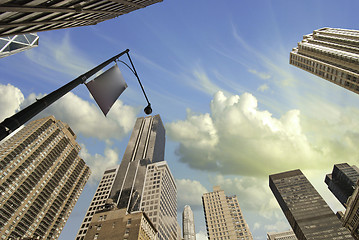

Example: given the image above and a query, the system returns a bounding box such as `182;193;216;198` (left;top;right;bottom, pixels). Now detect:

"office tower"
140;161;177;240
267;230;297;240
341;179;359;239
269;169;352;240
0;33;39;58
83;208;157;240
183;205;196;240
202;186;253;240
76;166;119;240
0;116;90;239
109;114;165;212
0;0;163;37
325;163;359;207
290;27;359;95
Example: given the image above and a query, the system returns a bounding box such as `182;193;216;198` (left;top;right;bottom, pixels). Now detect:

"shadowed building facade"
0;116;90;239
269;169;353;240
290;27;359;95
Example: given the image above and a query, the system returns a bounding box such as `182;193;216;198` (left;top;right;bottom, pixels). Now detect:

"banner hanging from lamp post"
85;64;128;116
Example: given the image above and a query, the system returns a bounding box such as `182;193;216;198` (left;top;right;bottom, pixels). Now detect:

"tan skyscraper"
0;116;90;239
202;186;253;240
290;27;359;95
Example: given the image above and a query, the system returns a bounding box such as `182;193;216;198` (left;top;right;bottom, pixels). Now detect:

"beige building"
202;186;253;240
290;27;359;95
76;166;119;240
0;116;90;239
340;179;359;239
267;230;297;240
84;208;157;240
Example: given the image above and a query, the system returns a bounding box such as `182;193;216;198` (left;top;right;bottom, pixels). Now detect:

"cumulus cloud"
167;91;359;177
0;84;24;122
79;144;119;184
176;179;208;210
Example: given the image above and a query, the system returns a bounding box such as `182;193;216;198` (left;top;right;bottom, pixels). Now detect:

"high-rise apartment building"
0;0;163;37
202;186;253;240
290;27;359;95
267;230;297;240
325;163;359;207
183;205;196;240
76;166;119;240
269;169;352;240
0;33;39;58
0;116;90;239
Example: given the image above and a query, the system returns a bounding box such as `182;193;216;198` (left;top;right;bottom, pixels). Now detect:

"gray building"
267;230;297;240
0;33;39;58
325;163;359;207
183;205;196;240
0;116;90;239
269;169;353;240
290;27;359;95
0;0;163;37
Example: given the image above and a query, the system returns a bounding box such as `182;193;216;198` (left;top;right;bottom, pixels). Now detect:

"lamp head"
144;104;152;115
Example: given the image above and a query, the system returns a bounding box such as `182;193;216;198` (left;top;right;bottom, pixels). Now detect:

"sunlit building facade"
183;205;196;240
0;116;90;239
267;230;297;240
290;27;359;95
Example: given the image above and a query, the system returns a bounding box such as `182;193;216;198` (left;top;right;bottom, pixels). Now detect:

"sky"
1;0;359;239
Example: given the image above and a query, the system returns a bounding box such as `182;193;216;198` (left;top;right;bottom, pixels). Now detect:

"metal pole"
0;49;130;141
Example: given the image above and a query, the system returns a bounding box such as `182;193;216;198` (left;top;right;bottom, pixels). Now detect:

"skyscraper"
202;186;253;240
76;166;119;240
340;179;359;239
269;169;352;240
267;230;297;240
0;0;163;37
0;33;39;58
0;115;90;239
325;163;359;207
183;205;196;240
290;27;359;95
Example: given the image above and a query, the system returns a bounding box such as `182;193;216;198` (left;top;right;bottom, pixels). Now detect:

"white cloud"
190;68;224;96
79;144;119;184
0;84;24;122
248;69;271;80
176;179;208;210
257;83;269;92
196;231;209;240
167;91;359;177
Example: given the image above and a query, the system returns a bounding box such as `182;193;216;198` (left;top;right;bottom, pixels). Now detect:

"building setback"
269;169;353;240
0;0;163;37
325;163;359;207
202;186;253;240
183;205;196;240
0;116;90;239
290;27;359;95
267;230;297;240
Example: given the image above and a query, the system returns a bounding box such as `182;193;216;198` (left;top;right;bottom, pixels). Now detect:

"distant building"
269;169;352;240
183;205;196;240
202;186;253;240
325;163;359;207
290;27;359;95
0;116;90;239
83;208;157;240
341;179;359;239
0;33;39;58
76;166;119;239
0;0;163;37
267;230;297;240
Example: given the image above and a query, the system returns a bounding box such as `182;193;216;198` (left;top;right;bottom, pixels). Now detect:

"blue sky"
1;0;359;239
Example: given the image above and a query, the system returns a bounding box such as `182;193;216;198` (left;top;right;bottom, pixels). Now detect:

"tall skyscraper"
0;115;90;239
290;27;359;95
0;0;163;37
76;166;119;240
0;33;39;58
269;169;352;240
183;205;196;240
325;163;359;207
340;178;359;239
267;230;297;240
202;186;253;240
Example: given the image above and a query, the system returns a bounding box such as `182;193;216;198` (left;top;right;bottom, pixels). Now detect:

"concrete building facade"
202;186;253;240
183;205;196;240
267;230;297;240
269;169;353;240
290;27;359;95
0;116;90;239
341;179;359;239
